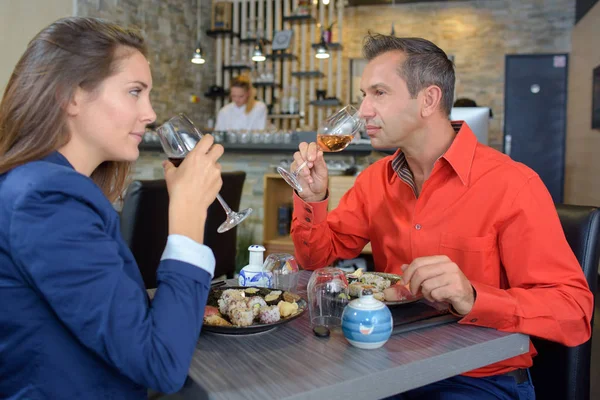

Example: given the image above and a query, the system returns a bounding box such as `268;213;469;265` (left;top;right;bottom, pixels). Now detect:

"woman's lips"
130;132;144;142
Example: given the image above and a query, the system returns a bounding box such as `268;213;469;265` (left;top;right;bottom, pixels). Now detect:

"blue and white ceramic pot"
341;289;393;349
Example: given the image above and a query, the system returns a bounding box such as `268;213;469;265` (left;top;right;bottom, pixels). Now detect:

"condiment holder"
238;245;272;288
341;288;393;349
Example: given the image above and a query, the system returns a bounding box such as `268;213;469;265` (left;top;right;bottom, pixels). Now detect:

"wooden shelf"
310;98;341;107
311;42;343;50
282;15;315;23
291;70;324;78
206;29;239;38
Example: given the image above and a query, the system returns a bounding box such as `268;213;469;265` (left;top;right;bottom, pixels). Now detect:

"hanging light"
251;40;266;62
315;36;330;59
190;0;205;65
191;44;206;64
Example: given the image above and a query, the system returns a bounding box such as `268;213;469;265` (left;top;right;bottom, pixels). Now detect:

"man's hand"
290;142;329;202
401;255;475;315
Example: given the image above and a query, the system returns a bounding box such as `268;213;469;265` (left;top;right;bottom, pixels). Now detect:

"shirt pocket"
439;233;497;280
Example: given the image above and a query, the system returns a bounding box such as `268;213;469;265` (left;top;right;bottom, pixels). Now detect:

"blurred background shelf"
206;29;239;38
310;98;341;106
291;70;324;78
311;42;343;50
266;53;298;61
282;15;315;23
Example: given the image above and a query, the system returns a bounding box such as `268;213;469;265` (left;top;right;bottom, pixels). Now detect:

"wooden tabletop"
178;271;529;400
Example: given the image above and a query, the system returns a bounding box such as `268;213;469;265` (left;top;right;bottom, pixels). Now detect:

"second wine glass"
277;105;364;192
156;113;252;233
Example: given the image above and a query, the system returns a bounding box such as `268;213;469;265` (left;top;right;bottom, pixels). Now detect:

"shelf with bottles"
291;70;324;78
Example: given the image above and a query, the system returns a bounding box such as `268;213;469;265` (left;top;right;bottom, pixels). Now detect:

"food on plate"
204;287;304;328
264;290;282;304
277;300;299;317
229;307;255;327
258;305;281;324
203;314;232;327
383;282;413;302
244;287;260;295
204;305;220;318
246;296;268;317
346;271;419;303
283;291;301;303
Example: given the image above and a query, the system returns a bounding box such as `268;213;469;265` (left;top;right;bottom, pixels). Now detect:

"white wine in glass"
277;105;364;192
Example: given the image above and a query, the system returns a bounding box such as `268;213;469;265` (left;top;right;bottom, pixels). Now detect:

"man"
289;34;593;399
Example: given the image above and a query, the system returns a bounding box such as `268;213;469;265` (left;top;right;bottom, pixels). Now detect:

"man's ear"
420;85;443;118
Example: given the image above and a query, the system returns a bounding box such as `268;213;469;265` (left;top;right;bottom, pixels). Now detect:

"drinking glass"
277;105;364;192
156;113;253;233
263;253;300;292
307;267;349;329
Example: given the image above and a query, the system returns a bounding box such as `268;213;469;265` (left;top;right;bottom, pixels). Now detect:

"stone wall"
76;0;216;125
340;0;575;148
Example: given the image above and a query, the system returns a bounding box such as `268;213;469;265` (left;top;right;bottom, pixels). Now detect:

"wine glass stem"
293;160;308;177
216;194;233;215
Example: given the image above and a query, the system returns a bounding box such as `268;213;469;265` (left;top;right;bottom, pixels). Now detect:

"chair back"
120;171;247;288
529;204;600;400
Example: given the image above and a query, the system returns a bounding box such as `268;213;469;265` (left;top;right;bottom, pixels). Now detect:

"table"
178;271;530;400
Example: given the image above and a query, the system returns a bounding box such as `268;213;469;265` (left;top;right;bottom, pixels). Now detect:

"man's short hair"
362;34;455;115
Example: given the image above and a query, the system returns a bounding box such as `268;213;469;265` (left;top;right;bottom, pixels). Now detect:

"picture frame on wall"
592;65;600;130
271;30;294;51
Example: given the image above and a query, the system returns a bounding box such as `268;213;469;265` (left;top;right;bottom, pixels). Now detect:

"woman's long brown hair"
230;74;257;114
0;17;148;202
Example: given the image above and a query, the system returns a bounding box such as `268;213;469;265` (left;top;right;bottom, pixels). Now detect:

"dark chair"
529;204;600;400
120;171;247;288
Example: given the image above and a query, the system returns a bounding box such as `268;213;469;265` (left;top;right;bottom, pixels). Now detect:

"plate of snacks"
202;286;307;334
346;269;423;306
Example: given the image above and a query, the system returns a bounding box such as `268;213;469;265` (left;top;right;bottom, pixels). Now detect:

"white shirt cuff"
160;234;216;278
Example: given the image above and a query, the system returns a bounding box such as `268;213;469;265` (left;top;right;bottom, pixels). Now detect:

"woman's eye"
129;89;141;97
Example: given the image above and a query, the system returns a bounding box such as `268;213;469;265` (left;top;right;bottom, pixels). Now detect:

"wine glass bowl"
155;113;253;233
277;105;364;192
263;253;300;293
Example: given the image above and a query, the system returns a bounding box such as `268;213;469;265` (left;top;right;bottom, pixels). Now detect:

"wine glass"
155;113;253;233
277;105;364;192
263;253;300;293
307;267;349;329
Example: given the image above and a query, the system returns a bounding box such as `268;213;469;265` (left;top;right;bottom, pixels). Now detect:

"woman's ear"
66;87;84;117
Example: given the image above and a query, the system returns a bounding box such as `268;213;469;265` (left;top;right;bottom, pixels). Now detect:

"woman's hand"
163;134;223;244
291;142;329;202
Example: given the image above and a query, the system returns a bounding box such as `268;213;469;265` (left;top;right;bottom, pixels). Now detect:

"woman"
214;74;268;131
0;17;222;398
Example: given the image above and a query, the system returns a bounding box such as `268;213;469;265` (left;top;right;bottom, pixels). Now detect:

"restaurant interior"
1;0;600;399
